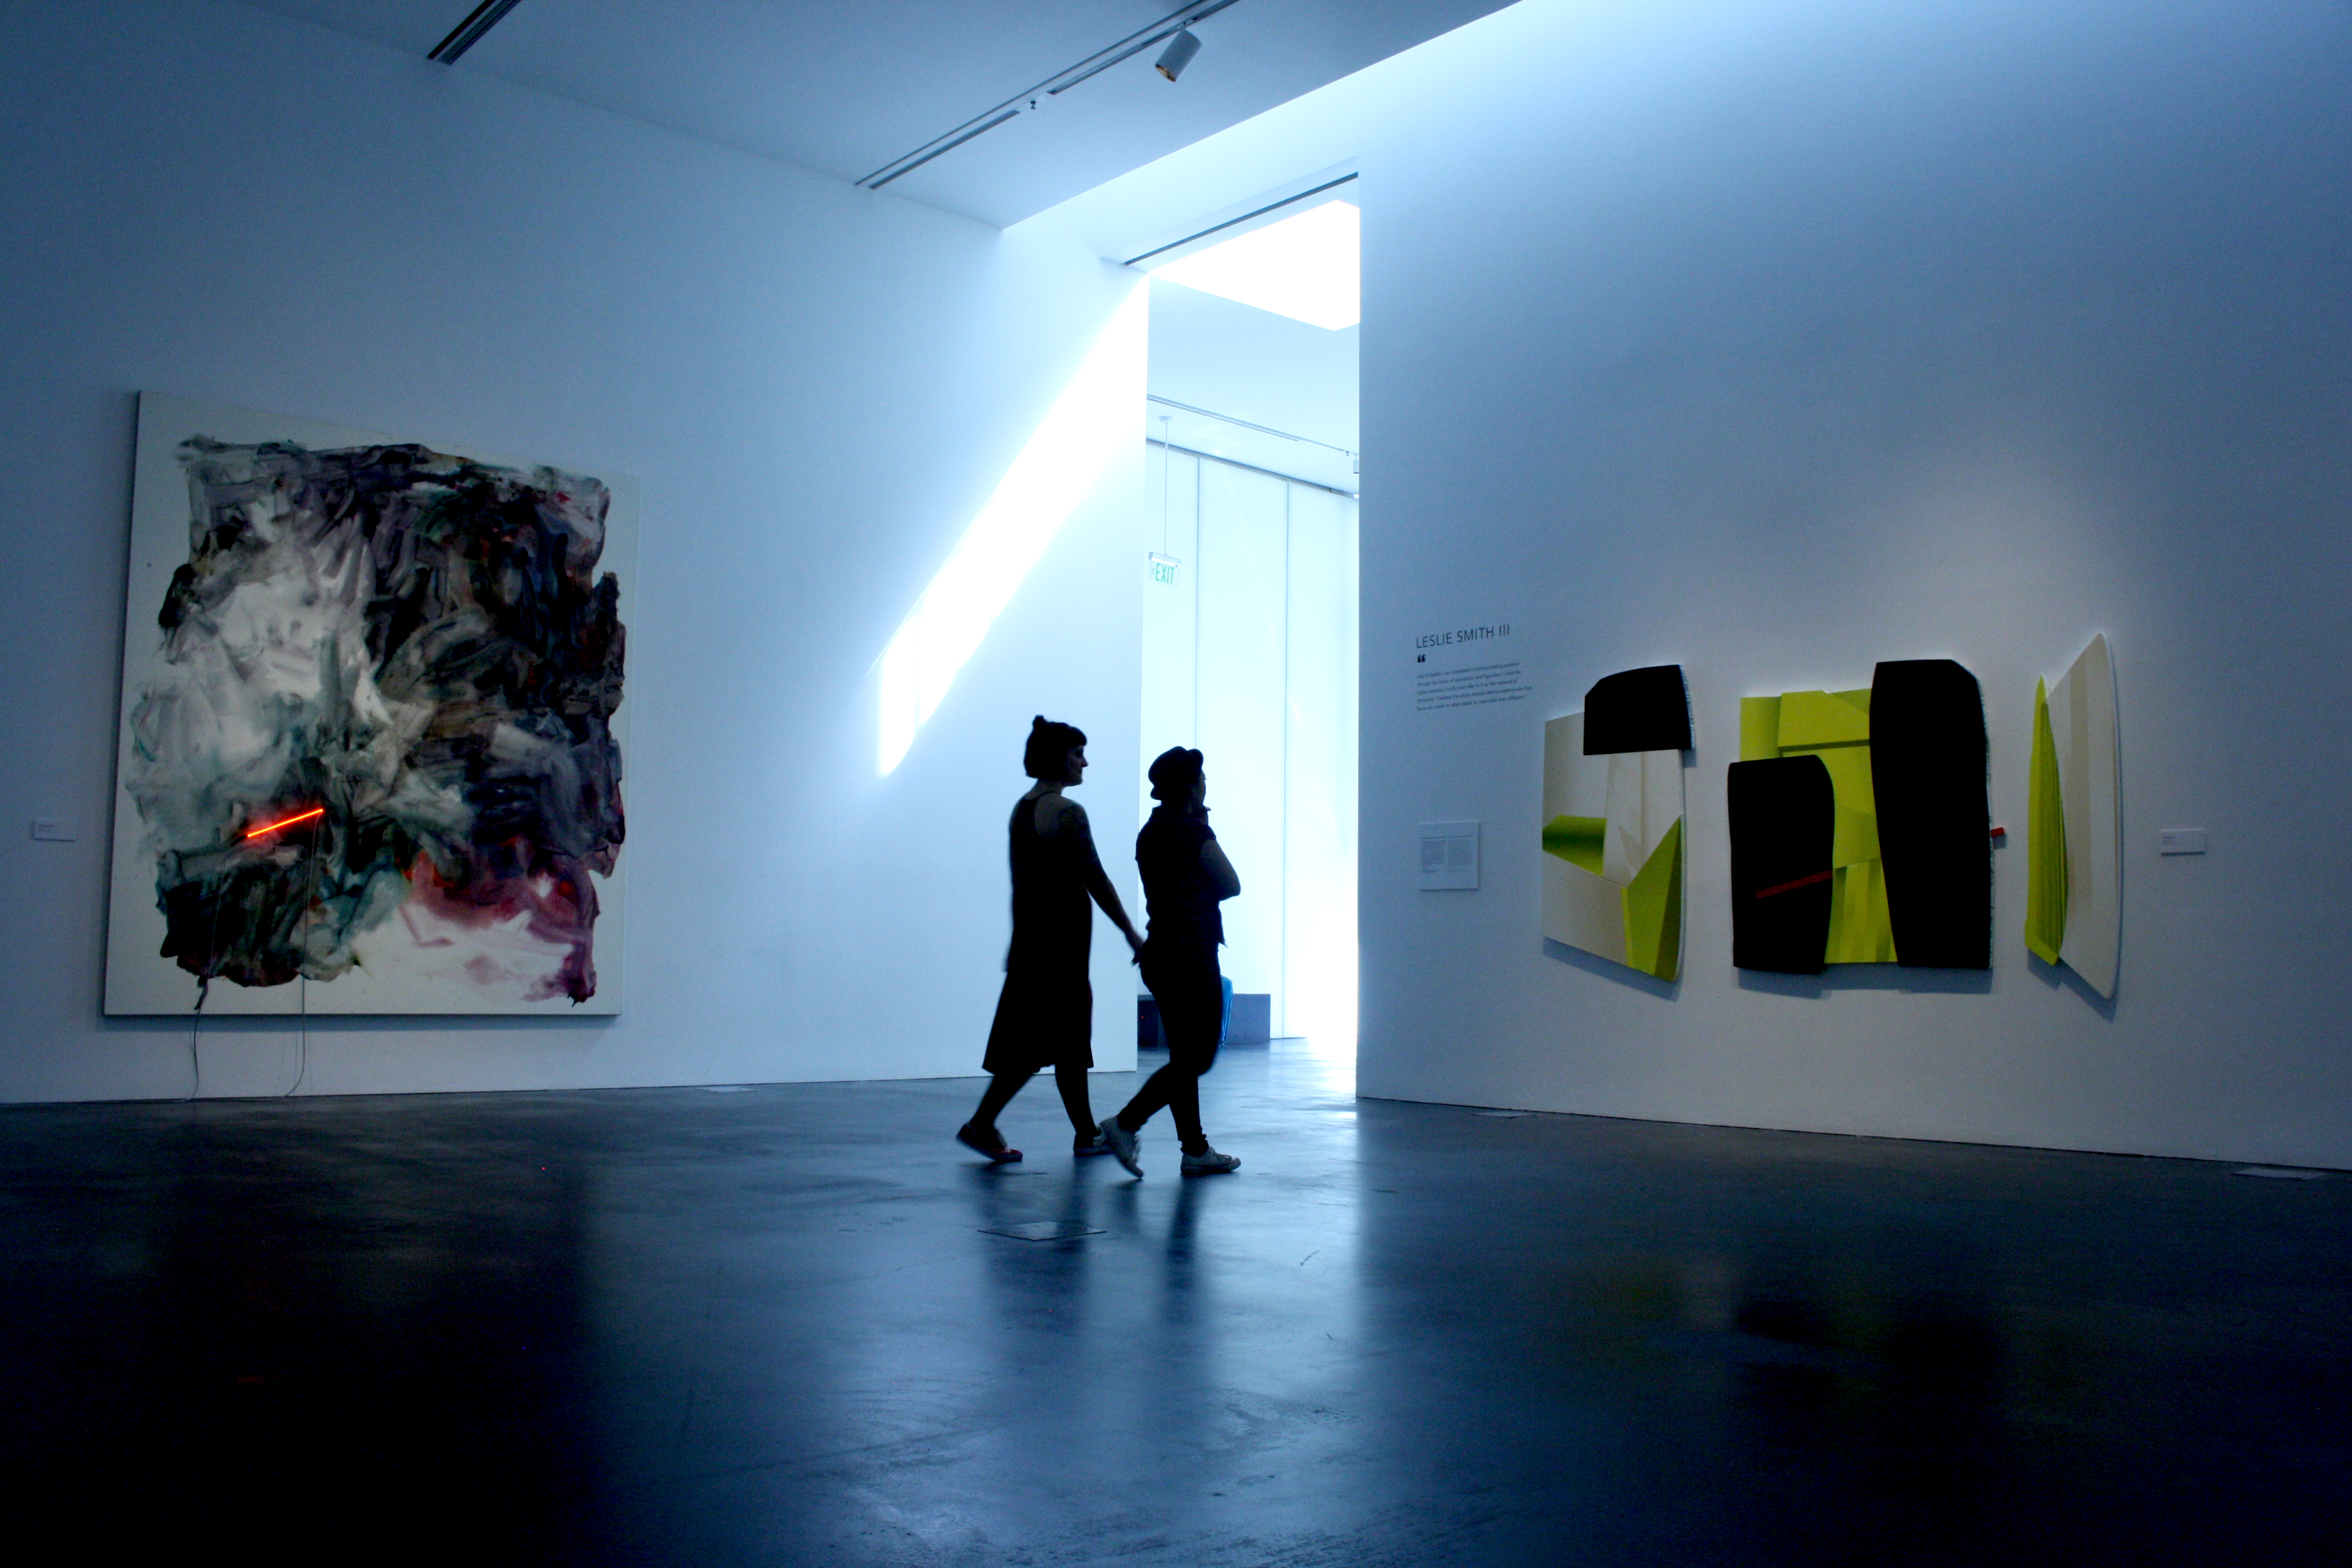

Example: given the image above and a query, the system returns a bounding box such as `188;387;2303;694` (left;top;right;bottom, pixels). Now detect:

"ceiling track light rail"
429;0;526;64
858;0;1241;191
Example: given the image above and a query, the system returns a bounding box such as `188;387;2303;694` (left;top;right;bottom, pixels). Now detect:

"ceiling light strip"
1122;174;1358;267
1147;395;1356;459
429;0;526;64
857;0;1243;191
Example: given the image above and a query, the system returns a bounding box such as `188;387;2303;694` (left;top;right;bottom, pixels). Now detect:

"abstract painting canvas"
2025;635;2120;996
105;394;634;1014
1541;665;1688;981
1732;661;1988;973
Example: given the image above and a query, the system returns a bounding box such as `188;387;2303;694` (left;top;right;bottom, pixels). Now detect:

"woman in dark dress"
1097;746;1243;1178
956;717;1145;1163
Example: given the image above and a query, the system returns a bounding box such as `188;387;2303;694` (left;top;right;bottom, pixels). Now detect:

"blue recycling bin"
1138;979;1238;1049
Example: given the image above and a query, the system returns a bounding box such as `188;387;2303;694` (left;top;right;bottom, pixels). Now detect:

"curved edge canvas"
1541;667;1687;981
103;393;636;1016
2025;634;2120;998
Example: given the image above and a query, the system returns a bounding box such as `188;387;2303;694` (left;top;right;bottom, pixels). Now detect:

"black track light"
1155;27;1201;82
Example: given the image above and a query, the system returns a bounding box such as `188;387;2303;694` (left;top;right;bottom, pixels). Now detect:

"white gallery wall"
1038;0;2352;1167
0;0;1145;1100
1359;0;2352;1167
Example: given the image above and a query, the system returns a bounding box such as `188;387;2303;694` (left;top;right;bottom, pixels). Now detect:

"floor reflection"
0;1097;611;1560
3;1049;2348;1564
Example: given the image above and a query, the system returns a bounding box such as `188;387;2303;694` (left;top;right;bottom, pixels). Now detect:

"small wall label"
2158;828;2209;855
1419;820;1480;889
30;818;78;842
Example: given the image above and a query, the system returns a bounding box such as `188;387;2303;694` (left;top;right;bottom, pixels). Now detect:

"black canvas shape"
1869;659;1991;969
1583;664;1692;754
1728;756;1834;973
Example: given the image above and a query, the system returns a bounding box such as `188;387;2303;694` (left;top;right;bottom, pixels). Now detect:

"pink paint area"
399;849;599;1003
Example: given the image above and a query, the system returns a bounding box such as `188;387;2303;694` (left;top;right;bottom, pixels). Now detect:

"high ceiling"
243;1;1512;226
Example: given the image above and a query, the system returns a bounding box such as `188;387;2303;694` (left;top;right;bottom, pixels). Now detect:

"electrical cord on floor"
188;881;224;1102
183;811;319;1102
286;844;319;1097
188;987;203;1102
287;975;309;1097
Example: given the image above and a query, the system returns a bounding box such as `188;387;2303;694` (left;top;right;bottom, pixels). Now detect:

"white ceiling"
243;1;1512;226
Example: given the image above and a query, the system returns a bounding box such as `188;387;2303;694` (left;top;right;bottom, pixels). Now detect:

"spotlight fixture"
1155;27;1202;82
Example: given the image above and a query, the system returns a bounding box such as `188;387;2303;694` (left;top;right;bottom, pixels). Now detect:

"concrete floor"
2;1043;2348;1565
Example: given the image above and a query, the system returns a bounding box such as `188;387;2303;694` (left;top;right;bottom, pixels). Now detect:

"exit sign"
1148;552;1181;586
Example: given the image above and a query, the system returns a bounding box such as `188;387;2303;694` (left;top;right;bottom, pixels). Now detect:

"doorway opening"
1138;231;1359;1062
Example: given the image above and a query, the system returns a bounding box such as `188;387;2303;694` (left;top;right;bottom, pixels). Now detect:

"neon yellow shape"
1542;815;1607;877
1621;816;1685;981
2025;675;2068;965
1746;684;1897;964
1824;858;1898;964
1803;745;1881;867
1777;688;1871;749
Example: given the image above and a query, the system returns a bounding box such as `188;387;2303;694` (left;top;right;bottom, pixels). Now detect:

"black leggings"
1118;959;1221;1154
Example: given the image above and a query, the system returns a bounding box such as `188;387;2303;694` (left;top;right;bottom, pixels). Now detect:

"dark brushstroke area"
1870;659;1990;970
129;439;624;1002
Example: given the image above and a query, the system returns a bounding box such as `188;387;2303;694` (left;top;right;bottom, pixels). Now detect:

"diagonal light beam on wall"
878;287;1147;776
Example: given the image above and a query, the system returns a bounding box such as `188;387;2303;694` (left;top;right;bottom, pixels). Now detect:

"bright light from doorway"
1143;200;1359;330
877;287;1148;776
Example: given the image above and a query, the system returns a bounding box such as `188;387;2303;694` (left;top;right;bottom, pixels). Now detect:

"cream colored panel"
2055;634;2121;998
1544;853;1629;965
1604;751;1645;883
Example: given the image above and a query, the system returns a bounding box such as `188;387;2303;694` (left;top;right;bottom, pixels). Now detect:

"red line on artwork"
1753;868;1834;900
243;806;324;840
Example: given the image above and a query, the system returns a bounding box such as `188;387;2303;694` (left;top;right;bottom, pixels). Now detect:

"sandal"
956;1123;1022;1163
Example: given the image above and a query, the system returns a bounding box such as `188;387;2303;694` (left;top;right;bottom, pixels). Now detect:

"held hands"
1124;927;1147;963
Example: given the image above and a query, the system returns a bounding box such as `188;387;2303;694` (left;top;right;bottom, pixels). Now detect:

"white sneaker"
1180;1146;1240;1177
1098;1116;1143;1177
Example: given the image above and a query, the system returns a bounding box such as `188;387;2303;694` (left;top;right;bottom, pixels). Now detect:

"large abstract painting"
1729;660;1988;973
104;394;633;1014
2025;635;2120;996
1541;665;1689;981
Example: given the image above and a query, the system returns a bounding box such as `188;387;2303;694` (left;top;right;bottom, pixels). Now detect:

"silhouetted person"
1099;747;1243;1177
957;717;1145;1163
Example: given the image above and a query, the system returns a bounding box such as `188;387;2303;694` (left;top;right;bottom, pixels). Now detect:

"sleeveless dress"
981;794;1093;1074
